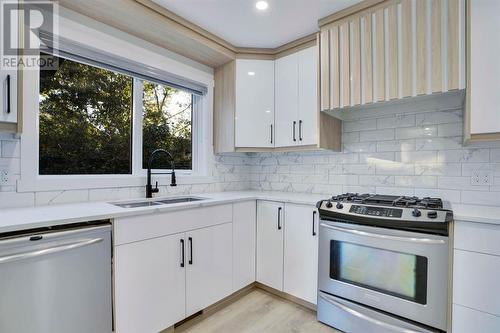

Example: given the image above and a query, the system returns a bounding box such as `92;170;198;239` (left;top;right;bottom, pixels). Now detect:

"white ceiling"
153;0;363;48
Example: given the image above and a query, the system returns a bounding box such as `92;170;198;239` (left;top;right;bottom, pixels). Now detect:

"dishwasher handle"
0;238;103;265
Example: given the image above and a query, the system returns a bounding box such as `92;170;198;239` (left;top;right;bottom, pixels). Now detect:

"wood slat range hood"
56;0;318;68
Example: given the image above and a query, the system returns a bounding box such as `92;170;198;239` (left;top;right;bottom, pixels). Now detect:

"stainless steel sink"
112;196;206;208
113;201;162;209
154;197;205;205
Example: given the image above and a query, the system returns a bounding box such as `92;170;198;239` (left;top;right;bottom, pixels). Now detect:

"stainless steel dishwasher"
0;222;112;333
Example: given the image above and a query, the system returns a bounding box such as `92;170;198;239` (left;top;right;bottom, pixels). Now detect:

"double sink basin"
112;196;206;209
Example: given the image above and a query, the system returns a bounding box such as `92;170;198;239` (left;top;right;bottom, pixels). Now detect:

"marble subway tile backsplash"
249;107;500;206
1;105;500;209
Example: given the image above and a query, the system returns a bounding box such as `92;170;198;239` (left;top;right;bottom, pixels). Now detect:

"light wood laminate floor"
176;289;340;333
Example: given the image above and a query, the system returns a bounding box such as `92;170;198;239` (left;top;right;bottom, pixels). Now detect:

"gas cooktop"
331;193;444;209
317;193;453;236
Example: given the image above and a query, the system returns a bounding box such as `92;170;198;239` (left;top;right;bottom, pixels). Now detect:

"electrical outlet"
471;171;492;186
0;169;8;185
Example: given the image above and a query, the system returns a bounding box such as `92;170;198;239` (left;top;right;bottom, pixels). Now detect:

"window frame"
18;28;213;193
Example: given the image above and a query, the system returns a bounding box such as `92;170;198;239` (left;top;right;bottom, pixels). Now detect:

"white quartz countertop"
0;191;324;234
450;203;500;225
0;191;498;234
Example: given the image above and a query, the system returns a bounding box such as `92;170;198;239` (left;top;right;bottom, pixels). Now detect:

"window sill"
17;174;217;193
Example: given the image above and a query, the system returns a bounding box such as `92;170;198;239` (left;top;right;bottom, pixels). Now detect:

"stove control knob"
336;202;344;209
412;208;422;217
326;201;333;208
427;211;438;219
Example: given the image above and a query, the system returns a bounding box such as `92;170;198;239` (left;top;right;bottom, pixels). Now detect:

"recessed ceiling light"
256;1;269;10
248;71;255;76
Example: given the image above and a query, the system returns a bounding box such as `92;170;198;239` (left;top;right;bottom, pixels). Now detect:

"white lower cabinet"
256;200;284;291
114;233;186;333
256;200;319;305
452;221;500;332
232;201;257;291
283;203;319;304
453;304;500;333
115;200;323;332
186;223;233;316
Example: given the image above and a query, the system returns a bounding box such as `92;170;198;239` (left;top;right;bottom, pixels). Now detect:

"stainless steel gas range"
316;194;453;333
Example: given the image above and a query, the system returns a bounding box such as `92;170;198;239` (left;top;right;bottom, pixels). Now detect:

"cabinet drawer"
114;204;232;245
454;221;500;255
453;250;500;315
452;304;500;333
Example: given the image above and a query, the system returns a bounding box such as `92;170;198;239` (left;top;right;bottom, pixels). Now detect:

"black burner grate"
331;193;443;209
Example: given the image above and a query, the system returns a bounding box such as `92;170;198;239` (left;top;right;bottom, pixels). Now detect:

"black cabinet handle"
270;124;273;144
293;121;297;141
6;75;11;114
299;120;303;141
180;239;185;267
188;237;193;265
312;211;317;236
278;207;282;230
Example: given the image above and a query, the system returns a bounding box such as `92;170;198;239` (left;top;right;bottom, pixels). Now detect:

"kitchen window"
39;54;134;175
142;81;193;170
18;29;210;192
38;54;196;175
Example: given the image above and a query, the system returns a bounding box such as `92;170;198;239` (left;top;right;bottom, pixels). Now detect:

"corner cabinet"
234;59;275;148
214;44;342;153
319;0;465;111
464;0;500;142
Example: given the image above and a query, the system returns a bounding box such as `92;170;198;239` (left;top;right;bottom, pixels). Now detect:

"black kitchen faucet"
146;149;177;198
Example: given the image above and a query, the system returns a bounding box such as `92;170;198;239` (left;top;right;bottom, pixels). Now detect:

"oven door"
318;220;448;331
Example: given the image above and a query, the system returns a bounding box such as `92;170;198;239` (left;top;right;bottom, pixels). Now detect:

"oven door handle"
319;293;422;333
320;223;446;244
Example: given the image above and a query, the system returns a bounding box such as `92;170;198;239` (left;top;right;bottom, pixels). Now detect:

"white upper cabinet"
275;52;299;147
275;46;318;148
235;59;275;148
298;46;319;146
0;0;18;125
214;45;341;153
467;0;500;140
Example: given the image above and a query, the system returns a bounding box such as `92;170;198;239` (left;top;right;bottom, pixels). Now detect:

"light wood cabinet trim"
351;18;361;106
375;9;385;102
469;133;500;142
213;61;236;153
340;22;351;107
319;113;342;151
318;0;387;27
320;29;330;111
401;0;412;97
416;0;428;95
274;33;318;59
330;25;340;109
431;0;443;93
362;14;373;104
448;0;460;90
463;0;471;142
388;4;398;99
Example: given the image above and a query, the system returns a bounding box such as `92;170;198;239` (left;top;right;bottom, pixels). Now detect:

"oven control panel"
349;205;403;218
